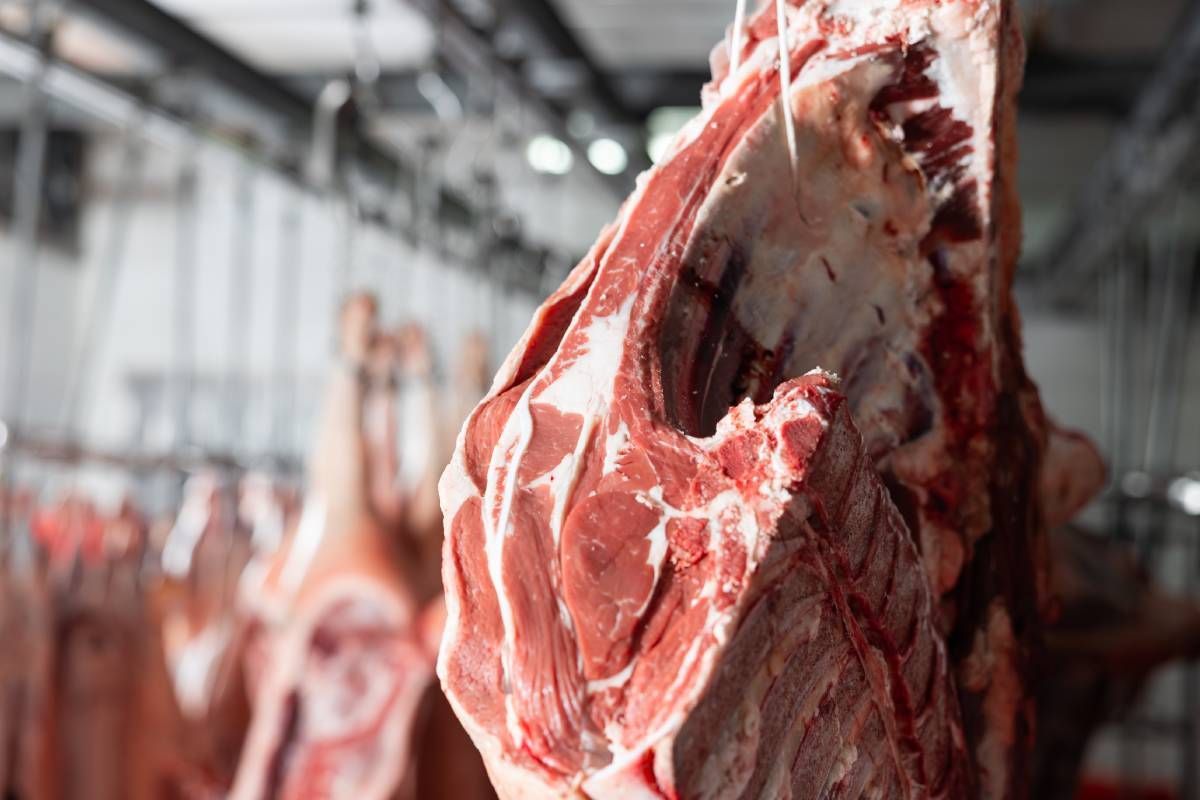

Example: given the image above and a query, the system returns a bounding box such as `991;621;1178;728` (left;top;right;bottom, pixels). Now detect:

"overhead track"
76;0;556;284
1034;1;1200;308
492;0;651;171
403;0;642;192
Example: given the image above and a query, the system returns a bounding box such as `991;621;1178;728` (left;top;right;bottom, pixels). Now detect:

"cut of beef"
439;1;1045;797
1040;423;1106;531
447;374;966;798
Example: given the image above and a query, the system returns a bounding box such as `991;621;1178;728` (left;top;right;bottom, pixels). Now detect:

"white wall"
1023;311;1200;474
0;128;538;476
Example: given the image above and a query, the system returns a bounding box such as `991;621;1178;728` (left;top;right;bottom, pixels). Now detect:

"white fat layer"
528;453;572;492
686;51;941;463
602;421;631;476
483;383;537;747
538;294;639;546
482;293;639;748
824;0;905;26
580;748;671;800
587;660;637;694
547;411;599;547
929;1;999;220
644;516;670;582
537;294;637;415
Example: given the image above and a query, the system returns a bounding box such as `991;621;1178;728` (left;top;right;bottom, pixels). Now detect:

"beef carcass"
232;295;433;800
1031;430;1200;797
26;552;193;800
1033;526;1200;798
439;0;1045;797
1040;423;1107;531
230;518;431;800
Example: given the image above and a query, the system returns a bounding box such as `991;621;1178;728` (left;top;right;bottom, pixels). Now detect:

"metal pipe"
172;137;201;452
272;197;304;458
61;115;147;438
1;0;53;548
225;161;257;453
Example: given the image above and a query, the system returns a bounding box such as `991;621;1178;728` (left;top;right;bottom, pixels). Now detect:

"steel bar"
225;161;257;453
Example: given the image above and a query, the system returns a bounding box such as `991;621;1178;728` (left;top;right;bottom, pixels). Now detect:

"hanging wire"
730;0;749;74
774;0;799;188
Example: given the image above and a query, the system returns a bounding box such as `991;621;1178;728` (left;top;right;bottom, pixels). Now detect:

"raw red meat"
1040;423;1106;530
439;0;1044;797
27;556;193;800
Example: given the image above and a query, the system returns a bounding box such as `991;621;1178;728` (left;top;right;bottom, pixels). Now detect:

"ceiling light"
646;106;699;164
1169;475;1200;516
526;135;573;176
587;138;628;175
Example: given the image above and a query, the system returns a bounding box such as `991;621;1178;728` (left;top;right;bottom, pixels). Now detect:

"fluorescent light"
526;134;573;176
647;132;673;164
646;106;699;164
587;137;627;175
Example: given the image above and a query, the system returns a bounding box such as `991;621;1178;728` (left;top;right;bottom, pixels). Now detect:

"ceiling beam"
495;0;638;125
80;0;312;121
402;0;646;190
1032;3;1200;308
72;0;557;291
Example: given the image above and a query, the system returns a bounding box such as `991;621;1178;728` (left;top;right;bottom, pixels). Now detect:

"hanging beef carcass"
439;0;1045;797
24;538;195;800
1030;427;1200;797
230;518;431;800
231;295;433;800
1033;524;1200;799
